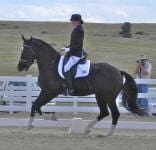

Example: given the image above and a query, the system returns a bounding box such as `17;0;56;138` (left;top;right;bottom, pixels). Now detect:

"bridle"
19;44;37;65
20;40;60;68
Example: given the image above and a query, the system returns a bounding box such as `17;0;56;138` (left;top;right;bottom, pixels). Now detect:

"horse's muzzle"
17;62;29;72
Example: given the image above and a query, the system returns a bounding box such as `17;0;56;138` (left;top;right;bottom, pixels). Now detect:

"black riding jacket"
67;25;84;57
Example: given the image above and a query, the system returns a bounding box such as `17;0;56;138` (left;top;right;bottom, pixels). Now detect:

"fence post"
26;75;33;112
73;96;78;115
148;103;153;116
9;85;14;114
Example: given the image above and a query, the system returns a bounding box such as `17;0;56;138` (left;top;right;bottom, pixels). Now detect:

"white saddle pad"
58;56;90;79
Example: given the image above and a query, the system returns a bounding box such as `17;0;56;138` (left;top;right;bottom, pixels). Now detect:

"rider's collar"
73;24;80;30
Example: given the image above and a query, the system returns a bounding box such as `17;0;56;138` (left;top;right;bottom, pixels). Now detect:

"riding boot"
64;71;74;95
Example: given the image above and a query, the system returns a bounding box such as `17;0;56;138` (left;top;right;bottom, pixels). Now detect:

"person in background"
133;55;152;115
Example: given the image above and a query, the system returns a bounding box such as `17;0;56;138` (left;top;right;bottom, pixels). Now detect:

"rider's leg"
64;71;74;95
64;56;80;94
64;56;80;72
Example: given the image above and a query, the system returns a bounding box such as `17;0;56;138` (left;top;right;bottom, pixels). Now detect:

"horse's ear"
22;34;25;41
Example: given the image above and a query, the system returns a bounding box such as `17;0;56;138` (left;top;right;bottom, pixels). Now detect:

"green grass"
0;21;156;77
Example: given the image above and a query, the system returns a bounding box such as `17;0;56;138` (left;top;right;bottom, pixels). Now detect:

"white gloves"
60;47;70;52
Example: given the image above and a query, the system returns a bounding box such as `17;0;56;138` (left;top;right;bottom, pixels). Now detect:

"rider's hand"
59;47;70;55
60;47;70;52
65;47;70;52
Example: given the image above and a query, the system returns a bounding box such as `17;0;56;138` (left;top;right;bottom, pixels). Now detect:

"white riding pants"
64;56;80;72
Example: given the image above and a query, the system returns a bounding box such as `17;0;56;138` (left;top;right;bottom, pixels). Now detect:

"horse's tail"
120;71;145;116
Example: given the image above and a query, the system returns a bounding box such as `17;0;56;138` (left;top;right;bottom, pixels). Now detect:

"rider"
61;14;85;95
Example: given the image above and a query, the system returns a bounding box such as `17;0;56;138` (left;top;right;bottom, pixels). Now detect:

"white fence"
0;75;156;114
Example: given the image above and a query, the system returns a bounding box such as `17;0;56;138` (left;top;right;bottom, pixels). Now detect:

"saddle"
58;51;90;79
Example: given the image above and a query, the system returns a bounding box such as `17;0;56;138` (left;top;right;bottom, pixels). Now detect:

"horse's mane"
32;38;57;53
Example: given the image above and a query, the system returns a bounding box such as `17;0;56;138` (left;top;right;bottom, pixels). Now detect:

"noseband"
19;44;36;65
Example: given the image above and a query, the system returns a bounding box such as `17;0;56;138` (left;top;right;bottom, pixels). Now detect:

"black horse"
17;35;145;135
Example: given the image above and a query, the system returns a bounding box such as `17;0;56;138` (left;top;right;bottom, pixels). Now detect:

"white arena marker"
68;118;84;134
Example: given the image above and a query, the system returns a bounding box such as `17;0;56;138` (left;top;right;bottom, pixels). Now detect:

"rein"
51;49;64;67
51;52;59;67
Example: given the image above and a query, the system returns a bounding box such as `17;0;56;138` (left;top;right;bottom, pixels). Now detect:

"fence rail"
0;75;156;114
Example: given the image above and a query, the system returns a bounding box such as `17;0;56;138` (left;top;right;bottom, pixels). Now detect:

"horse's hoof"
27;125;34;130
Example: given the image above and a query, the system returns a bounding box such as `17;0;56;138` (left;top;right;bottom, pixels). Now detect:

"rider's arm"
71;30;83;51
68;27;84;55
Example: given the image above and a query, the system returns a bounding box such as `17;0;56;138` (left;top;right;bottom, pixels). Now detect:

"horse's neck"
35;47;58;75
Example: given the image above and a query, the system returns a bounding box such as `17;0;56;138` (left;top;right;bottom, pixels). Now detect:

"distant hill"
0;21;156;78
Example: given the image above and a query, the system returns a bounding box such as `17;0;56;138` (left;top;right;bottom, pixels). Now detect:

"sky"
0;0;156;23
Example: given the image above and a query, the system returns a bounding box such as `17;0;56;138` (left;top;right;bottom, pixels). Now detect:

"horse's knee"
97;111;109;121
30;103;41;117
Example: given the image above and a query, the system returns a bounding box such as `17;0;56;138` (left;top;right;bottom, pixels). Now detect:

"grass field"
0;21;156;77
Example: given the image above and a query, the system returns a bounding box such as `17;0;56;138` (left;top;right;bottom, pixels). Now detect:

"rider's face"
141;60;147;65
71;21;80;27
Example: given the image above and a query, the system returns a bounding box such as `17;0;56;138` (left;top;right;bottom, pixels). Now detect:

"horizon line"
0;20;156;24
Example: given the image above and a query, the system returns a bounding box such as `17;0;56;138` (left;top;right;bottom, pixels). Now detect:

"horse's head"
17;35;36;71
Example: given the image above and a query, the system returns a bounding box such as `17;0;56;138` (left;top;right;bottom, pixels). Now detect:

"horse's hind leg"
84;95;109;134
107;98;120;136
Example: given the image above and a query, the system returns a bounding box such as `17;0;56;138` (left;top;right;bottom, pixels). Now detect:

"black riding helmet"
70;14;84;24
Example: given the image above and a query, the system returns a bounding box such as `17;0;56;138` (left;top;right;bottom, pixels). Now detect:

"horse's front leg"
27;90;58;130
